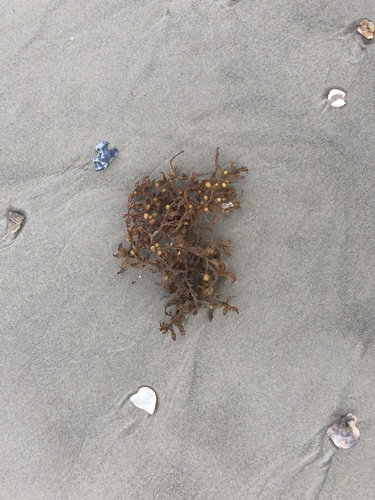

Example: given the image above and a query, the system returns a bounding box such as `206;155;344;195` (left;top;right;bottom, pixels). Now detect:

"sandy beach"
1;1;375;499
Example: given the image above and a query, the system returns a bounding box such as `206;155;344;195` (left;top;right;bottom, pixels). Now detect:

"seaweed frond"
115;148;248;340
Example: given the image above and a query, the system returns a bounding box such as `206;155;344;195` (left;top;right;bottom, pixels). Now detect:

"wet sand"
1;1;375;499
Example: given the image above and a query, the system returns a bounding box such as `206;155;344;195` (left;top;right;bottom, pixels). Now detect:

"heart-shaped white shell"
130;387;157;415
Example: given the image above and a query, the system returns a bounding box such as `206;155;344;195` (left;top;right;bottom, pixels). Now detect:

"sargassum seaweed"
115;148;248;340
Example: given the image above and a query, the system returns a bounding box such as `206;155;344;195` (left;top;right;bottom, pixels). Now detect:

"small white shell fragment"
331;99;346;108
221;202;235;211
7;211;25;235
130;387;157;415
327;414;360;449
327;89;346;108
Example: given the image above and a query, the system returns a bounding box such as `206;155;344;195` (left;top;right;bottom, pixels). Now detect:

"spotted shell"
327;414;360;449
357;19;375;40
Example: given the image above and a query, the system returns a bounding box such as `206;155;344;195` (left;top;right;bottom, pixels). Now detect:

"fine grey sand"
1;1;375;499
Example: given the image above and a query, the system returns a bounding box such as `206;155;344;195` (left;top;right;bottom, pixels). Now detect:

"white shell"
327;89;346;108
328;89;345;101
130;387;157;415
221;202;235;210
7;211;25;235
331;99;346;108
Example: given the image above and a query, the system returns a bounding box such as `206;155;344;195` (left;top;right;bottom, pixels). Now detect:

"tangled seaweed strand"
115;148;248;340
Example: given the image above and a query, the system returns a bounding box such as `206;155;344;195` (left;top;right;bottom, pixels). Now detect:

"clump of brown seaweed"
115;148;248;340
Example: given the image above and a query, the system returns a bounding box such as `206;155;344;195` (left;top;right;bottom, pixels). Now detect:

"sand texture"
1;1;375;499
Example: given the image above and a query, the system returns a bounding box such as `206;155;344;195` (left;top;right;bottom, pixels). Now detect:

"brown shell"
7;211;25;235
327;414;360;449
357;19;375;40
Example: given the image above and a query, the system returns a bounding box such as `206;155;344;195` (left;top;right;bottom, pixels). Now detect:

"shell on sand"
331;99;346;108
6;211;25;235
327;414;360;449
327;89;346;108
357;19;375;40
130;387;157;415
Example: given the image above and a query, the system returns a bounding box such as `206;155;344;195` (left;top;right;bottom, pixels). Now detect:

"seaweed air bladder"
115;148;248;340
